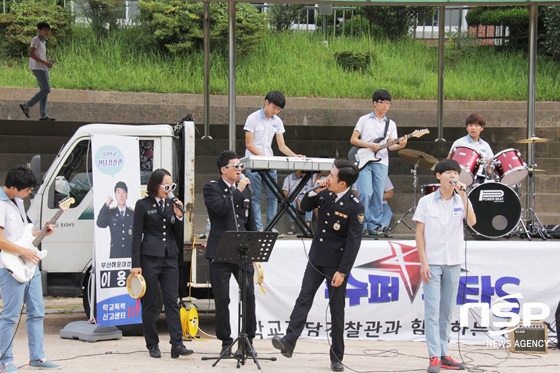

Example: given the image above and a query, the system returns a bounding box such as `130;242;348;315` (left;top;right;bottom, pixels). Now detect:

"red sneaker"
441;356;465;370
428;356;441;373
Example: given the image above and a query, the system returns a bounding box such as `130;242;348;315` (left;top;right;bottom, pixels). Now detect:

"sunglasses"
224;163;245;171
159;183;176;192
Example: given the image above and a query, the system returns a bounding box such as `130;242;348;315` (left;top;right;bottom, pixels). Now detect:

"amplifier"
508;321;548;353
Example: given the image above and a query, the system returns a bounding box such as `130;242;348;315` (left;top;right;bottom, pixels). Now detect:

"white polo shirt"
282;173;313;201
28;35;48;71
0;188;29;269
244;108;286;157
412;188;468;266
353;112;398;167
449;135;494;177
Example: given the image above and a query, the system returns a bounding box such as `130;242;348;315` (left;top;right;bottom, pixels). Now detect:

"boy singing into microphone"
413;159;476;373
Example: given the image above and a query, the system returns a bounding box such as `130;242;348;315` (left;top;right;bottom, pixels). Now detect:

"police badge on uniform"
128;229;133;235
171;216;176;224
358;213;365;225
333;222;341;231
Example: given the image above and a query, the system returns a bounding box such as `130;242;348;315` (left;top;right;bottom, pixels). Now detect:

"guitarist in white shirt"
350;90;407;236
0;166;59;371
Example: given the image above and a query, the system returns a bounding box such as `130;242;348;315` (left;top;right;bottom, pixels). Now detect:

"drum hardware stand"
388;161;420;234
524;164;549;240
202;231;278;369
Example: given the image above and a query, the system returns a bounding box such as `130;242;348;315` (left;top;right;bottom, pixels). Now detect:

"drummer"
447;114;494;184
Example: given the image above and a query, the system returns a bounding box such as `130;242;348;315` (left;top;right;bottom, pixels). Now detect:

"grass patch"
1;28;559;101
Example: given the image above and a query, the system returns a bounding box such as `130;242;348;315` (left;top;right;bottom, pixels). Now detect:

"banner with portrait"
92;134;141;327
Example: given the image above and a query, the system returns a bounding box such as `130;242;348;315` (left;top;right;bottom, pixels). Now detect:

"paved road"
2;298;560;372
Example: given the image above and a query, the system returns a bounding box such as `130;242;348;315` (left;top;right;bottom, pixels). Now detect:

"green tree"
80;0;126;38
269;4;304;31
138;1;267;56
0;0;74;58
356;6;424;40
542;6;560;61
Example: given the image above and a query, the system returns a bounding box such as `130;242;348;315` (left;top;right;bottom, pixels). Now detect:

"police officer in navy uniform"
96;181;134;258
203;150;257;356
130;169;193;359
272;159;364;373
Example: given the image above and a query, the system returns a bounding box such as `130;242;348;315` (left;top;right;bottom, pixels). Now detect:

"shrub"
356;6;424;40
466;6;530;48
542;6;560;61
334;50;375;71
269;4;304;31
80;0;126;38
0;0;74;58
138;1;267;56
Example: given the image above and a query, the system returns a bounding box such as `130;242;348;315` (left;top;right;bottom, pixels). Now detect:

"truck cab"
27;122;196;306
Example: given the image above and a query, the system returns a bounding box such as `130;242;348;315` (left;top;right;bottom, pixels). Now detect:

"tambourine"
253;262;264;285
126;274;146;298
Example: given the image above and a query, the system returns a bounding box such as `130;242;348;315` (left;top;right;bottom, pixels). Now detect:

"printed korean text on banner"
229;240;559;344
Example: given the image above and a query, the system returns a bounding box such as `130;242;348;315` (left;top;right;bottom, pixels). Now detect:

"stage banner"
230;240;560;344
92;134;141;327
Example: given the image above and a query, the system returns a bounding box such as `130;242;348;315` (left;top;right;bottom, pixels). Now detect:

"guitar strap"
382;118;390;141
10;198;27;223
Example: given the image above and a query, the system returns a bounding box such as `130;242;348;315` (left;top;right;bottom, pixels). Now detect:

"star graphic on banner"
356;241;422;302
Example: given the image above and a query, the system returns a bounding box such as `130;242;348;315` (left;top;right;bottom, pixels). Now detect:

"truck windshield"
52;139;154;209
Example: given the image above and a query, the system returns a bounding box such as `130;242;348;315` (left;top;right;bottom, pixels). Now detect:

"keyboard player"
244;91;304;231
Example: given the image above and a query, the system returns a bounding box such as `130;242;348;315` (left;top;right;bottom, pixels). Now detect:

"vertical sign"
92;134;141;327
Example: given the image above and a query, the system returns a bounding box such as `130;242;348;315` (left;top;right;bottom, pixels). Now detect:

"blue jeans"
380;203;392;228
356;162;388;231
288;201;312;224
423;264;461;359
246;169;277;231
27;70;51;118
0;267;45;364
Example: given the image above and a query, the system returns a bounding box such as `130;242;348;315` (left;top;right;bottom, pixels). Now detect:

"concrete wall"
1;87;559;235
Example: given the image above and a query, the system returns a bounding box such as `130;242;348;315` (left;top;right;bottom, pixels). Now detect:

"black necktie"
159;199;165;213
120;210;125;218
331;195;336;207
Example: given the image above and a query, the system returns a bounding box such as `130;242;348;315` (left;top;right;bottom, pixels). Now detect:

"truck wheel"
81;269;163;336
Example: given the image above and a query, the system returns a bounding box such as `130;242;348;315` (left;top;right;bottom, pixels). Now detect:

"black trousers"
285;263;349;363
208;260;256;346
140;254;183;349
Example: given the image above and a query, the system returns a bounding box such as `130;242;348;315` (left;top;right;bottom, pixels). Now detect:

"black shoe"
331;361;344;372
148;345;161;358
220;344;232;356
39;115;56;121
171;344;193;358
271;336;293;358
20;103;30;118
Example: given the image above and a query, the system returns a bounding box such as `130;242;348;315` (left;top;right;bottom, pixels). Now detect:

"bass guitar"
1;197;74;282
348;129;429;170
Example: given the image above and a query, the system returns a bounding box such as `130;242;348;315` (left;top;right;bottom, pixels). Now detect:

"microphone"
167;191;185;215
239;174;253;194
303;184;324;194
450;179;466;192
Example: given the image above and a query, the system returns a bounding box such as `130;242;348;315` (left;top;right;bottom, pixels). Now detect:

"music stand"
202;231;278;369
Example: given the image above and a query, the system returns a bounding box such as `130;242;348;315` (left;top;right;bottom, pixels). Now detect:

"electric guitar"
1;197;74;283
348;129;430;170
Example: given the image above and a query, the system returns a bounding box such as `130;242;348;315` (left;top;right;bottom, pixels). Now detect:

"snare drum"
492;148;528;185
468;182;521;238
421;184;440;196
449;146;482;186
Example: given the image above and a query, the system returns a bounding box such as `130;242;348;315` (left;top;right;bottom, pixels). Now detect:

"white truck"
26;120;207;317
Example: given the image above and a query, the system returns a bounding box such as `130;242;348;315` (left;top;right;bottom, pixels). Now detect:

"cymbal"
516;136;552;144
398;149;438;170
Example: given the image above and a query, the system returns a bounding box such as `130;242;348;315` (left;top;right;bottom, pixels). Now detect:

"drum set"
389;137;552;240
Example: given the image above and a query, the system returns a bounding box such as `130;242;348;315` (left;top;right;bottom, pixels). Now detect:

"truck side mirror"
28;155;41;197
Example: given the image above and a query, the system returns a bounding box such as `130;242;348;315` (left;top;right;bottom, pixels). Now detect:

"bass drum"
468;183;521;238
